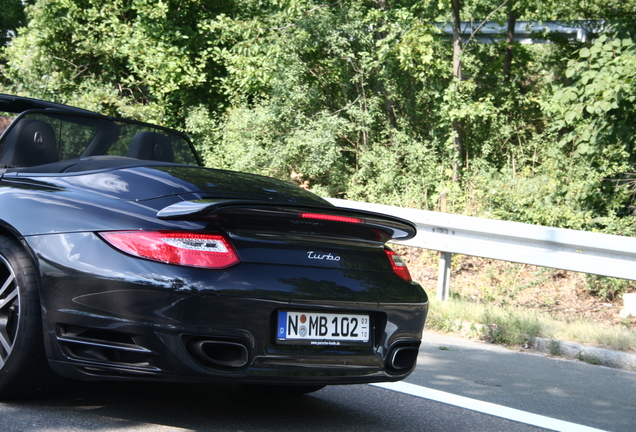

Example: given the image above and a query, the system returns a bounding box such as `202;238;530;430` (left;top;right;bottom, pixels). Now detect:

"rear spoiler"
157;199;417;241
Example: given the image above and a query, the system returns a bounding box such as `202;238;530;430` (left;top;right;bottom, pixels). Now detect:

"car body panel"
0;164;329;236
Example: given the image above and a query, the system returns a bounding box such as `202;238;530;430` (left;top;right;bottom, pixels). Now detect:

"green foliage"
585;275;635;301
550;33;636;162
209;2;454;197
425;296;542;347
216;102;352;195
483;309;542;347
2;0;635;236
2;0;234;124
538;29;636;229
0;0;30;47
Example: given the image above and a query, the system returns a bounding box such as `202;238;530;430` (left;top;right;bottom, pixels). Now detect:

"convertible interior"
0;110;201;173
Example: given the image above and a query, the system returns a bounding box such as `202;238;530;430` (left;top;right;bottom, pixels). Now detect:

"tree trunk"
373;0;397;129
451;0;463;80
503;7;516;80
451;0;463;183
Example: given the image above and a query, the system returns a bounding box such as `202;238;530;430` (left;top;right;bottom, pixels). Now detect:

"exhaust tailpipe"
189;340;249;368
386;343;420;372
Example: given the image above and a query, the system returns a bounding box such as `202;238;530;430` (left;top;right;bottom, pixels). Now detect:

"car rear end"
37;197;427;385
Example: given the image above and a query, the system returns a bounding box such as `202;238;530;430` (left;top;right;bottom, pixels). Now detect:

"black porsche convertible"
0;94;428;398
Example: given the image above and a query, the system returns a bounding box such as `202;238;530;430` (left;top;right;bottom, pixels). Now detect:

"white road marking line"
371;382;608;432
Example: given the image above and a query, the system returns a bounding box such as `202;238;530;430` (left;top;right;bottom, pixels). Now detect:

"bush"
585;276;635;301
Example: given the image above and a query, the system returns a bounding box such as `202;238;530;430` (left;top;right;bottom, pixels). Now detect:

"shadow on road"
2;380;546;432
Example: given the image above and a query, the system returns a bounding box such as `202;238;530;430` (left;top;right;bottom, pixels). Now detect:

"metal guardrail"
435;20;597;44
325;198;636;300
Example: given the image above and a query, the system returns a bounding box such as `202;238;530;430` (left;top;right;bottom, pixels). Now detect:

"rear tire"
0;235;55;399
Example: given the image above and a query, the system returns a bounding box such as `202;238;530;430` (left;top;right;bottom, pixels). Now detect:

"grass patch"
549;321;636;352
576;352;601;365
548;340;562;356
426;296;636;352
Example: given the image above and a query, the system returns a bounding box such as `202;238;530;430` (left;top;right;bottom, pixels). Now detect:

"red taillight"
385;249;412;281
100;231;240;269
299;212;364;224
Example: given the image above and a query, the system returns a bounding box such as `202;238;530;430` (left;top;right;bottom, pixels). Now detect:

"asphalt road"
409;332;636;432
0;331;633;432
0;381;547;432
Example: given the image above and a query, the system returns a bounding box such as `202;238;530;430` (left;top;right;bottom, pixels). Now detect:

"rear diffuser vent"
57;326;155;368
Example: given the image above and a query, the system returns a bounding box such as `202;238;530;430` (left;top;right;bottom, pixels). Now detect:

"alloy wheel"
0;254;19;368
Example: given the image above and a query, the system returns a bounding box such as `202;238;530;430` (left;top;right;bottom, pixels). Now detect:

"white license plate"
277;311;370;345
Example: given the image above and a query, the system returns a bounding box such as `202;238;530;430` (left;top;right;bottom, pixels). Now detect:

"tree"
2;0;239;124
0;0;29;47
2;0;635;233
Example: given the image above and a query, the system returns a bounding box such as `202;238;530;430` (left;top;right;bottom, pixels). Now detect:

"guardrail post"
437;252;452;301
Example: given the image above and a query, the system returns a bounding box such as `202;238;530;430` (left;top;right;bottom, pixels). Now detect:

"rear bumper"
29;232;428;384
47;299;426;385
